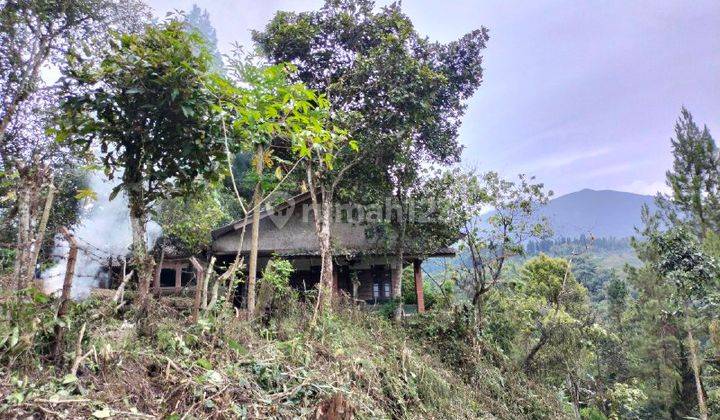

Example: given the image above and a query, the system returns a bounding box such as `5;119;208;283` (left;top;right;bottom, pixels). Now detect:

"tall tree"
0;0;147;289
59;20;227;307
253;0;488;315
657;107;720;240
217;59;347;314
183;4;223;71
0;0;147;144
649;228;719;420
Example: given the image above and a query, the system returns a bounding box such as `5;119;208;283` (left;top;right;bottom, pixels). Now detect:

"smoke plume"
42;171;161;298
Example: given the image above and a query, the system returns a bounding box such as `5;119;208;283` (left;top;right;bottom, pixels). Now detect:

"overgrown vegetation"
0;285;569;418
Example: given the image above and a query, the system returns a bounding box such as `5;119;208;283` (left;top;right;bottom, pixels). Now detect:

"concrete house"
210;192;454;312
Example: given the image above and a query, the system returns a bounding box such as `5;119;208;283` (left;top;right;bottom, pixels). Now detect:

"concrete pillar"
413;259;425;313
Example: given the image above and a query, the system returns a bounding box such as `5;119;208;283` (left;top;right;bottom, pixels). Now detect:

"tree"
453;171;551;330
605;272;628;328
649;228;719;420
59;20;227;307
156;189;229;255
657;107;720;240
183;4;223;71
0;0;148;143
253;0;488;316
0;0;147;290
216;59;347;314
514;254;595;416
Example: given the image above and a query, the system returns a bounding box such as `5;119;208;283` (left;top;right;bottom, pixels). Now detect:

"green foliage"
156;189;229;254
0;288;56;366
657;107;720;238
452;170;552;312
260;258;295;298
253;0;488;269
0;295;569;418
580;406;607;420
649;227;719;307
606;382;647;419
59;19;227;215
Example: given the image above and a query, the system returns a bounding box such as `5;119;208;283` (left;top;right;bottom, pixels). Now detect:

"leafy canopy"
59;19;227;213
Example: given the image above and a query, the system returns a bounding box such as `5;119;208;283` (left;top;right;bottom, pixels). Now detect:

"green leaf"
62;374;77;384
348;140;359;152
75;188;98;201
9;326;19;348
196;358;212;370
227;339;248;355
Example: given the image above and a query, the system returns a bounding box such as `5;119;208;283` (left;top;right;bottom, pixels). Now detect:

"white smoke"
42;171;161;298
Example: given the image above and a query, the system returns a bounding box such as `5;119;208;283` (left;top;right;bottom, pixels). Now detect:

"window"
373;282;380;299
383;282;391;298
181;267;196;286
160;269;175;287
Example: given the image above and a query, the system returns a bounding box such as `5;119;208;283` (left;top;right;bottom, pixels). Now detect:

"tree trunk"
685;308;708;420
12;181;32;290
305;164;335;311
246;144;265;318
190;257;205;323
523;328;549;373
201;256;216;310
129;207;152;309
391;194;407;321
318;196;334;300
153;248;164;297
26;179;55;287
392;252;404;321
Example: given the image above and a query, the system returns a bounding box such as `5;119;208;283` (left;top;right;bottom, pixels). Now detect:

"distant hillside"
538;189;656;239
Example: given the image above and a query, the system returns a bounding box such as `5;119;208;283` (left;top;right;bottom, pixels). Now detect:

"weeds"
0;286;570;418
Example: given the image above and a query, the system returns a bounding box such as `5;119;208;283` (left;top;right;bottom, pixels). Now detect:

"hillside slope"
0;293;570;418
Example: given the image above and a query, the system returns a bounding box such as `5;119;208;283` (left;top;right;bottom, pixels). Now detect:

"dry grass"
0;291;569;419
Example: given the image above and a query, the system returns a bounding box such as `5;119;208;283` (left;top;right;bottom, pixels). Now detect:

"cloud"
620;180;670;196
522;146;612;173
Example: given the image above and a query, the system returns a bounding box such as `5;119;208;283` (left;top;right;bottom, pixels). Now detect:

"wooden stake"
52;227;78;365
413;259;425;313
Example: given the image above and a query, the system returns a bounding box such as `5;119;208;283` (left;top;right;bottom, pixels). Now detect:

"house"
210;192;455;312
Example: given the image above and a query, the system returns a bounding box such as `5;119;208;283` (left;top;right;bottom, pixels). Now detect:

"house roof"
211;192;312;239
210;191;456;259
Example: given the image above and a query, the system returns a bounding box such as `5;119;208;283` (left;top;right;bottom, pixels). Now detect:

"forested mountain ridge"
537;188;656;239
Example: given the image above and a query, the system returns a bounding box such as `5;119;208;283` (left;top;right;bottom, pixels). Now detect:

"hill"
539;189;656;239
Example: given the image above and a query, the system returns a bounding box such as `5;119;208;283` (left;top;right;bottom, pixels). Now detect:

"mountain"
538;189;656;239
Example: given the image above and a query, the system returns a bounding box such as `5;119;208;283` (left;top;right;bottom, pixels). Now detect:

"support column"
332;266;339;296
174;264;182;293
413;259;425;313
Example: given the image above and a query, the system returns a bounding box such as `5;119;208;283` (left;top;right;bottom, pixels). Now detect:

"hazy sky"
149;0;720;196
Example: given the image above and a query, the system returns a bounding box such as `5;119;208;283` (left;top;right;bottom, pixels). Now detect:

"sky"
148;0;720;197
